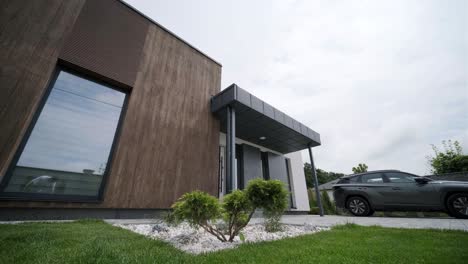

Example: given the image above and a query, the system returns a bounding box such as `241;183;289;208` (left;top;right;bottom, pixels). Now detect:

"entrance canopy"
212;84;324;215
211;84;321;154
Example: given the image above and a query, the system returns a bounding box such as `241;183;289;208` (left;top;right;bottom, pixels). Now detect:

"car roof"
341;170;403;179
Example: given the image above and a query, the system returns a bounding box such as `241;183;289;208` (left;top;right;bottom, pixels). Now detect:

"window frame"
261;152;270;180
0;66;129;203
284;158;296;209
235;144;244;189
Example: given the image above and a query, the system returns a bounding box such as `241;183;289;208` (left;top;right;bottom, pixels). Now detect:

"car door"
357;173;389;208
383;172;438;207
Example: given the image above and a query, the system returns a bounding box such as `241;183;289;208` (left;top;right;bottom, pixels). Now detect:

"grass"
0;220;467;264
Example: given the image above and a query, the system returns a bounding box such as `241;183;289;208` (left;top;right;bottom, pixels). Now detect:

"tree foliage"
168;179;289;242
307;189;337;215
304;164;345;188
168;191;226;241
222;190;254;241
427;140;468;174
352;163;368;174
245;179;288;232
321;190;336;215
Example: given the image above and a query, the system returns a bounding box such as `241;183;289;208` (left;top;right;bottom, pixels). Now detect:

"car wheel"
346;196;372;216
447;193;468;219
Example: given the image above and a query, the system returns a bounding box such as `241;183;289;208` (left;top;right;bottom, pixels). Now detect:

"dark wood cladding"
59;0;149;88
0;0;222;209
0;0;86;178
103;25;221;208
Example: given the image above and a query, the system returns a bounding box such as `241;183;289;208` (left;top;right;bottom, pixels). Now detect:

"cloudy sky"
18;71;125;174
127;0;467;175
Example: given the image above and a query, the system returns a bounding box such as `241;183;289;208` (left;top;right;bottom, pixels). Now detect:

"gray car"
333;170;468;219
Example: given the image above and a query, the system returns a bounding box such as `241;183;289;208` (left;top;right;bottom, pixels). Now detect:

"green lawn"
0;220;467;264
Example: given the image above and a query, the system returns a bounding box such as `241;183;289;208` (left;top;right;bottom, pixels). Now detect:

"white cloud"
126;0;467;175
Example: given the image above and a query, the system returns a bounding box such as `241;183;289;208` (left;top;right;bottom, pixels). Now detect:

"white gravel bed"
115;221;329;254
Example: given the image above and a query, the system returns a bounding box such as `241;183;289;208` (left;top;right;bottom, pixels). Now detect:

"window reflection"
1;70;126;198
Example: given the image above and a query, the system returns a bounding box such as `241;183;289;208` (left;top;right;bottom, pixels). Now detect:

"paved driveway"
252;215;468;231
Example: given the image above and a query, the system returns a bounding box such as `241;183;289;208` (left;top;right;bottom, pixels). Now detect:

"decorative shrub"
245;179;288;211
307;189;337;215
168;179;289;242
263;210;283;232
169;190;255;242
169;191;226;241
308;188;318;208
321;190;336;215
222;190;255;241
245;179;288;232
170;191;221;225
309;207;320;215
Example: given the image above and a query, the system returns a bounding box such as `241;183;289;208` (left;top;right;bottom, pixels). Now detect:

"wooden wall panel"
59;0;149;88
0;1;221;209
0;0;86;179
102;24;221;208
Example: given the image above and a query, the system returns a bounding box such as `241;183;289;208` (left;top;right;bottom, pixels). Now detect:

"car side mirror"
415;177;430;184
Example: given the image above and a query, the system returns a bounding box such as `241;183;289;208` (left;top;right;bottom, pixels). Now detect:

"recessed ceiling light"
259;136;266;140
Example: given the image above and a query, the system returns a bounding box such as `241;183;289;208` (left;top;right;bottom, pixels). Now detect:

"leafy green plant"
245;179;288;232
245;179;288;212
321;190;336;215
303;164;345;188
352;163;368;174
263;211;283;232
222;190;255;241
239;232;246;243
309;207;320;215
308;188;317;207
168;179;289;242
169;191;227;241
427;140;468;174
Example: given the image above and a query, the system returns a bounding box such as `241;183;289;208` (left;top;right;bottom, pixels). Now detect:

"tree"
427;140;468;174
304;163;313;188
303;163;345;188
352;163;368;174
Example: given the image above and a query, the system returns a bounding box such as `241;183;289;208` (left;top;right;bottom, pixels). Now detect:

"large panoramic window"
0;70;126;200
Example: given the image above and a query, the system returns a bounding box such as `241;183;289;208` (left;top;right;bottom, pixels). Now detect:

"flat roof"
211;84;321;153
120;0;222;67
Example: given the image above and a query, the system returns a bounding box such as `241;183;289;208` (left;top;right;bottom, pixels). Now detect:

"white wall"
220;133;310;211
285;151;310;211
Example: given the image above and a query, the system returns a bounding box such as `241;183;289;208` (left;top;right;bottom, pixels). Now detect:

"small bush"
245;179;288;212
222;190;255;241
321;190;336;215
263;211;283;232
170;191;221;226
308;188;317;208
309;207;320;215
168;189;256;242
307;189;337;215
245;179;288;232
170;191;227;242
168;179;289;242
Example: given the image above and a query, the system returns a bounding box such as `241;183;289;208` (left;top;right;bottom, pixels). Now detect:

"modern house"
0;0;321;220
